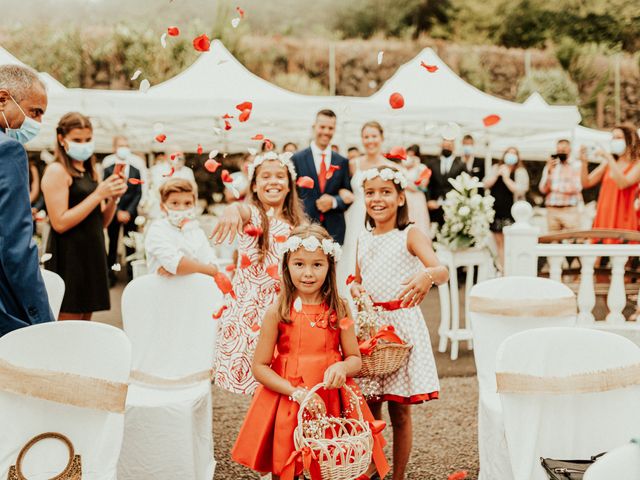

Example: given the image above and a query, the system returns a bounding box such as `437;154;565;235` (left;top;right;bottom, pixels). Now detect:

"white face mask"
116;146;131;159
610;139;626;156
166;208;196;229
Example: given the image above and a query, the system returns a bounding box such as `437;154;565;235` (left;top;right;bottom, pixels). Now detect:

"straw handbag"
293;383;373;480
7;433;82;480
355;295;412;378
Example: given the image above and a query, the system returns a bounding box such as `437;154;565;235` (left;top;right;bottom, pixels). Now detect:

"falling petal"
197;144;203;155
420;61;438;73
225;264;236;272
40;253;52;263
243;224;263;237
424;123;437;134
131;69;142;81
239;109;251;122
217;59;228;65
192;33;211;52
224;120;232;131
213;272;234;296
139;79;151;93
209;149;219;159
160;32;167;48
250;323;260;332
221;169;233;183
236;101;253;111
385;146;407;161
368;80;378;89
389;92;404;109
162;166;175;177
212;127;222;135
128;178;144;185
377;51;384;65
251;134;264;140
483;114;501;127
447;471;468;480
293;297;303;312
212;305;227;319
240;254;252;269
231;17;241;28
111;263;122;272
236;6;245;18
266;264;280;280
296;176;314;189
167;26;180;37
415;167;432;186
204;159;221;173
346;274;355;285
222;113;234;119
155;134;167;143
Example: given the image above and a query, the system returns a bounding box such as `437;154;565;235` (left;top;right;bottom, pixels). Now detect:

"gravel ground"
97;280;480;479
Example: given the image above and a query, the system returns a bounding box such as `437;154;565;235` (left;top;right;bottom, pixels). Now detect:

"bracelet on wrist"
423;268;435;286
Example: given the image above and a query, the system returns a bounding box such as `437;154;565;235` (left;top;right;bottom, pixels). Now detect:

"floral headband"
282;235;342;262
248;151;297;181
362;167;408;189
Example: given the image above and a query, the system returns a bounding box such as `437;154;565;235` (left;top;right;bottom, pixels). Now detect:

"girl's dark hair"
613;123;640;161
248;160;307;263
277;224;348;324
363;166;412;231
54;112;97;180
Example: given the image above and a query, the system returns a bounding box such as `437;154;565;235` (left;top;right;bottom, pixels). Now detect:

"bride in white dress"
338;121;397;299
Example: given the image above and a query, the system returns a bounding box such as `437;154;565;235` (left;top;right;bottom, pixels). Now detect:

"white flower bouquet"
437;172;495;250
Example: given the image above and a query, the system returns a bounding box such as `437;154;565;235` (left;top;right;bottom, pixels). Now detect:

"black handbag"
540;453;606;480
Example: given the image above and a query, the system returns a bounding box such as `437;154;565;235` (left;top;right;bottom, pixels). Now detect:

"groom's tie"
318;153;327;193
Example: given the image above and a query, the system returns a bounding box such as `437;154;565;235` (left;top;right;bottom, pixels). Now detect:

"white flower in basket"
437;172;495;251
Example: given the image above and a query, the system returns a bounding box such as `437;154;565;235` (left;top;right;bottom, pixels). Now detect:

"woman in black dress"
41;112;127;320
483;147;529;270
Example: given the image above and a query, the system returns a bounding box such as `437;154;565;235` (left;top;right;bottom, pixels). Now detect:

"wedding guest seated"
144;179;218;278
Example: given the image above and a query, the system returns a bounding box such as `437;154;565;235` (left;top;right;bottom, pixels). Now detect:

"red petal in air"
128;178;144;185
213;272;234;296
251;134;264;140
236;6;245;18
236;101;253;112
155;134;167;143
339;317;354;330
389;92;404;109
167;26;180;37
325;164;340;180
193;34;210;52
266;264;280;280
225;264;236;272
416;167;432;186
346;274;356;285
368;419;387;435
385;146;407;161
238;109;251;122
448;471;468;480
420;61;438;73
204;158;221;173
224;120;232;131
274;235;288;243
162;166;175;178
212;305;227;319
222;113;234;119
240;254;252;269
221;169;233;183
250;323;260;332
197;144;203;155
482;114;501;127
296;176;314;189
243;224;263;237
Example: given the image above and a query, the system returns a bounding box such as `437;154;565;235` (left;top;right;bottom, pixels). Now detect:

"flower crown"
248;151;297;181
282;235;342;262
362;167;408;189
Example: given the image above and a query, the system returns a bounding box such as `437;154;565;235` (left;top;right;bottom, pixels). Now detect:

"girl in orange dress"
582;124;640;242
232;224;390;480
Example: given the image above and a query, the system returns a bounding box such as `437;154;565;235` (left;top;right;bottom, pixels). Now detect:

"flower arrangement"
437;172;495;250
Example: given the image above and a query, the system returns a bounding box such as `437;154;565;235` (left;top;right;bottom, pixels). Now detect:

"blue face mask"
462;145;474;156
1;95;41;145
504;152;518;166
66;140;95;161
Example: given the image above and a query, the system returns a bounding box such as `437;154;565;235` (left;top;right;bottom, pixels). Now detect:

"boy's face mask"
166;207;196;229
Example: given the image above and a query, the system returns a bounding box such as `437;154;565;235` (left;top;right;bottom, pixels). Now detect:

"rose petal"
128;178;144;185
160;32;167;48
224;120;232;131
111;263;122;272
377;51;384;65
239;109;251;122
197;144;203;155
389;92;404;109
448;471;468;480
441;122;461;140
40;253;52;263
251;134;264;140
385;146;407;161
131;69;142;81
139;79;151;93
155;134;167;143
220;169;234;183
240;254;252;269
339;317;354;330
483;114;501;127
193;33;211;52
236;6;245;18
212;305;227;319
222;113;234;119
231;17;240;28
243;224;263;237
162;166;175;177
420;61;438;73
225;264;236;272
346;274;355;285
167;26;180;37
204;158;221;173
213;271;235;297
250;323;260;332
296;176;314;189
236;101;253;111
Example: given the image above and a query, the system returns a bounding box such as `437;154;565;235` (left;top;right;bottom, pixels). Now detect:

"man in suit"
427;137;468;226
291;109;352;244
0;64;54;336
103;143;143;286
461;134;485;194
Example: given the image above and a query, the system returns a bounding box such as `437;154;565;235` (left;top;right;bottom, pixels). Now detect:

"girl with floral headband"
232;224;390;480
211;151;306;395
350;166;448;480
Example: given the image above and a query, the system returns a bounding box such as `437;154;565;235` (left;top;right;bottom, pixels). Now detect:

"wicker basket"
294;383;373;480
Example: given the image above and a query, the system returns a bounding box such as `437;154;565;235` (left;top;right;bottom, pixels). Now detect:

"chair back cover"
122;273;221;380
0;321;131;479
40;269;65;319
497;327;640;480
583;442;640;480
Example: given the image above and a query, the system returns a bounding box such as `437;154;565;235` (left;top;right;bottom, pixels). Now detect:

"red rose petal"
236;101;253;112
197;144;203;155
266;264;280;280
225;264;236;272
325;164;340;180
389;92;404;109
416;167;432;186
192;34;210;52
222;113;234;119
204;158;221;173
155;134;167;143
346;274;356;285
236;6;245;18
238;109;251;122
221;169;233;183
448;471;468;480
224;120;232;131
250;323;260;332
385;146;407;161
296;176;314;189
243;224;263;237
251;134;264;140
167;26;180;37
212;305;227;319
162;166;175;178
339;316;354;330
420;61;438;73
482;114;501;127
213;272;234;296
240;254;252;269
128;178;144;185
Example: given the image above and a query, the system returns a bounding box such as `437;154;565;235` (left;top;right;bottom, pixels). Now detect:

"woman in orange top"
582;124;640;241
232;224;389;480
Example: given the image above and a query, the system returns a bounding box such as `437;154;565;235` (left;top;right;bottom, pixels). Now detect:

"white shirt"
440;155;455;175
144;217;217;275
103;152;150;201
309;142;337;208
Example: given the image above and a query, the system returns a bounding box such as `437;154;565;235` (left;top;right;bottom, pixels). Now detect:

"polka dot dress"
356;227;440;403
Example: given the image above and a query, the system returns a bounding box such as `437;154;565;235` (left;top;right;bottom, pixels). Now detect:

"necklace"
294;302;333;329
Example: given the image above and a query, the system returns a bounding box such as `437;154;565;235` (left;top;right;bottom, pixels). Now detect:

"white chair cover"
497;327;640;480
40;269;65;318
584;442;640;479
0;321;131;480
469;276;577;480
118;273;221;480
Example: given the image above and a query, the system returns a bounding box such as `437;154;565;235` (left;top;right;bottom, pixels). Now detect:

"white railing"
504;201;640;326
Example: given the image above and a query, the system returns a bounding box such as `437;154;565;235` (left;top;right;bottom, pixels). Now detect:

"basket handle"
296;382;365;430
14;432;75;480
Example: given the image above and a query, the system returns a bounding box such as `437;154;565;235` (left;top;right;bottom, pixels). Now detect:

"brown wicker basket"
294;383;373;480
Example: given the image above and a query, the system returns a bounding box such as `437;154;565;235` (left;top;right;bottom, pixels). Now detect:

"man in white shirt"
102;135;149;202
427;138;467;225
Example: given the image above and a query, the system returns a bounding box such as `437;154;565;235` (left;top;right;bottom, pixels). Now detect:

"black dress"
46;170;110;313
489;171;516;233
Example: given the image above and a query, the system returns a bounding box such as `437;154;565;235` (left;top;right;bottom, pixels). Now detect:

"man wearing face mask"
461;134;485;194
427;138;467;226
539;139;583;233
102;135;149;202
103;137;143;286
0;64;54;336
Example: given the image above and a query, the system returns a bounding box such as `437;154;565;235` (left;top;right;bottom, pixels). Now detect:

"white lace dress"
356;226;440;403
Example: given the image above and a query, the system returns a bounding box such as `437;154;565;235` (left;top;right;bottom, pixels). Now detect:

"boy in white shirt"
145;179;218;278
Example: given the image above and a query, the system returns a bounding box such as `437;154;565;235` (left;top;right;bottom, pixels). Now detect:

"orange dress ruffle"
592;164;639;243
231;303;390;479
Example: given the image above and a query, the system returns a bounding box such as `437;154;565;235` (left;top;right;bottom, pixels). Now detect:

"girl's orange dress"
232;303;390;479
592;164;639;242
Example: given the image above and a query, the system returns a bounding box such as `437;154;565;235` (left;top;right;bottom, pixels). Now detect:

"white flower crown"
361;167;408;189
248;151;297;181
282;235;342;262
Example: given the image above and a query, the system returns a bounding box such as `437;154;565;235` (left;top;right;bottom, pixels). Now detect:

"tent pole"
329;43;336;96
484;129;491;195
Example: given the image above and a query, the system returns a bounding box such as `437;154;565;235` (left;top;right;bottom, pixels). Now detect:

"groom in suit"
291;109;352;244
427;137;468;226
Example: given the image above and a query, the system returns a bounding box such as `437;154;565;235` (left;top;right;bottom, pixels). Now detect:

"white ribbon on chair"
129;369;213;388
0;358;128;413
469;295;576;317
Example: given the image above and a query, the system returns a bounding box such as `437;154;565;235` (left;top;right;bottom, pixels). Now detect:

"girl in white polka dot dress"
350;166;449;480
